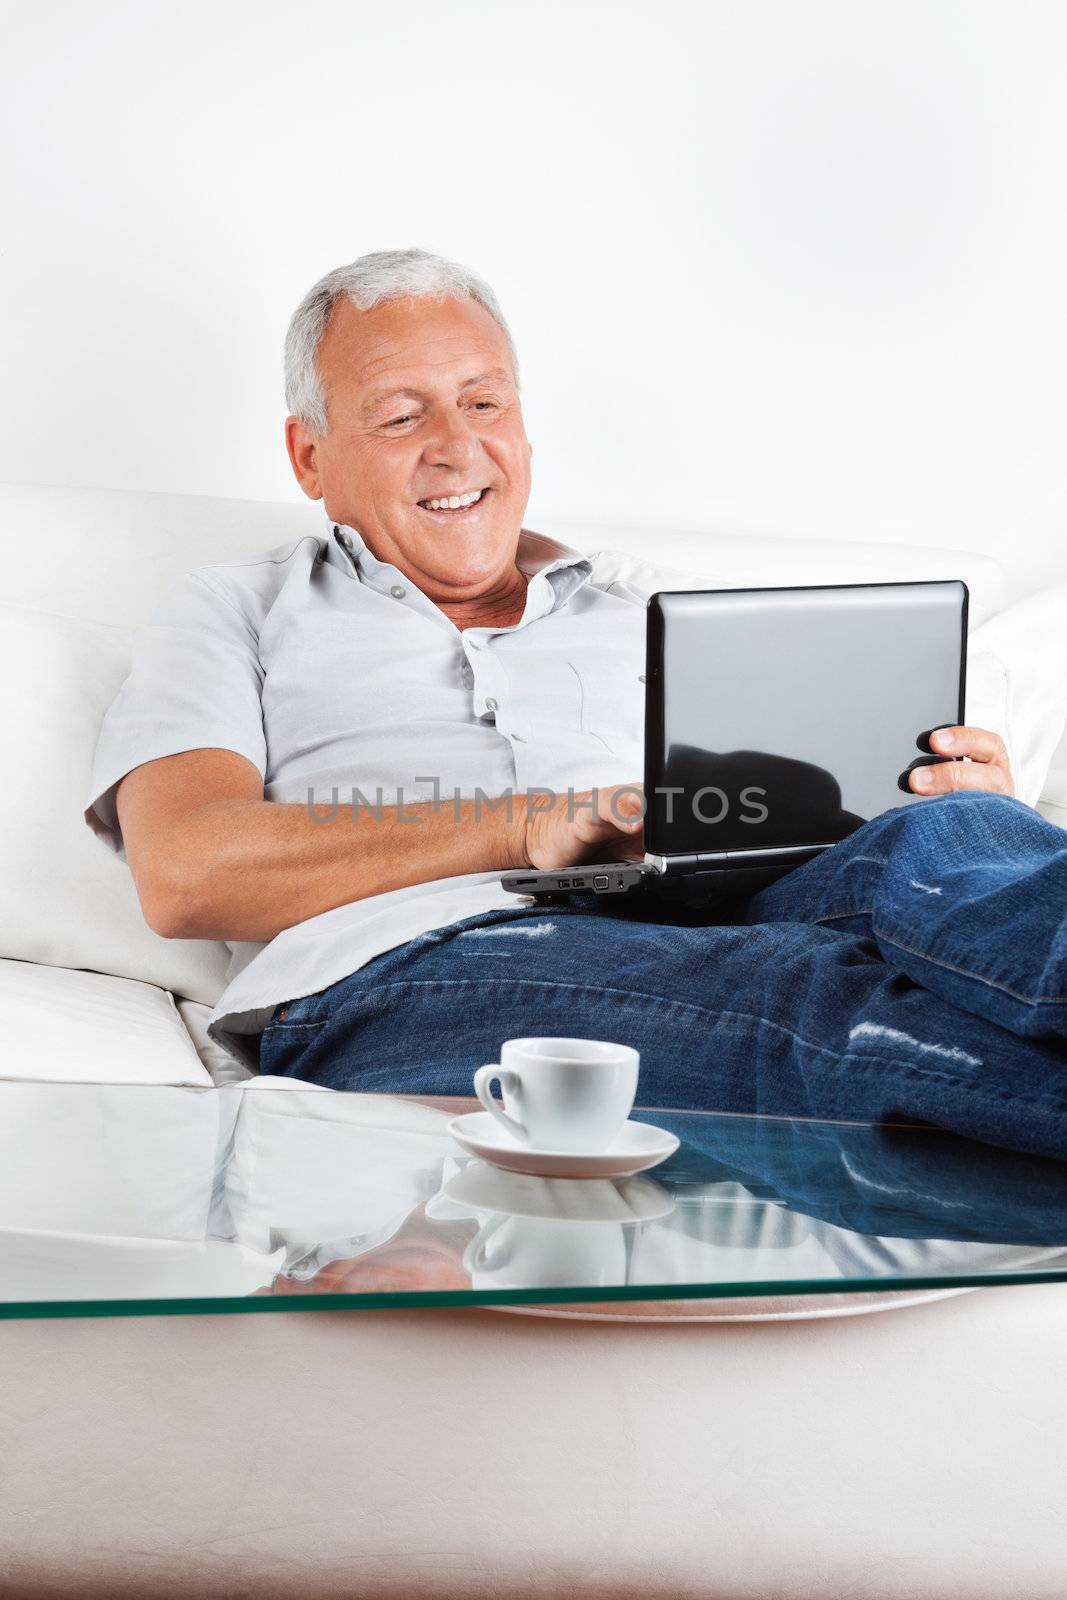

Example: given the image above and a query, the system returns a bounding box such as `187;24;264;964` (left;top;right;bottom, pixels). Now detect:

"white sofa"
3;479;1067;1600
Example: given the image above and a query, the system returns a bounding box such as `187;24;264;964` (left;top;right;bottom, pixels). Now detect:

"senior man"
85;247;1067;1159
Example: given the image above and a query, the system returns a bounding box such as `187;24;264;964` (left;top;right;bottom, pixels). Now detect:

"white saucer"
448;1112;680;1179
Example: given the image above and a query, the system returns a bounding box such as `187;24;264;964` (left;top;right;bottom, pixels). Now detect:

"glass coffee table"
2;1080;1065;1320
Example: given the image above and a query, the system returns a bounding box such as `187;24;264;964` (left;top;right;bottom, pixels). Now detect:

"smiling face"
285;293;533;605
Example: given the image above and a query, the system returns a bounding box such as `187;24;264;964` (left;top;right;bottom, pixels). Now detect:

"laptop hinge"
723;843;835;865
644;852;726;876
646;843;835;876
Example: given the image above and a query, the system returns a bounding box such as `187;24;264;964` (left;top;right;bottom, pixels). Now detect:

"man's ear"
285;416;323;501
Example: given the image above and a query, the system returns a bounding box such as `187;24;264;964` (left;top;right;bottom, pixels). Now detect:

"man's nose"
423;410;481;468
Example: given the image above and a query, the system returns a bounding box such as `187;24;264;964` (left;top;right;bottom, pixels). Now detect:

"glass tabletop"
2;1081;1066;1319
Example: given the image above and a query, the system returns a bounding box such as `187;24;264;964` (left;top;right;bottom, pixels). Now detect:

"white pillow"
0;601;231;1004
592;555;1067;809
967;583;1067;808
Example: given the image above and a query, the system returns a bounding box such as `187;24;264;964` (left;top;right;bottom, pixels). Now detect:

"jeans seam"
317;977;1067;1111
874;922;1067;1006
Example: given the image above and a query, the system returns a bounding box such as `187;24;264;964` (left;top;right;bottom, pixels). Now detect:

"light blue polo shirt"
85;518;647;1068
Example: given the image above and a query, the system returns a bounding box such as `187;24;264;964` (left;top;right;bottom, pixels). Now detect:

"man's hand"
909;726;1014;798
519;783;645;871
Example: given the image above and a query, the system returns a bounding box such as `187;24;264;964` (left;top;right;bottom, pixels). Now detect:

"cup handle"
473;1064;528;1143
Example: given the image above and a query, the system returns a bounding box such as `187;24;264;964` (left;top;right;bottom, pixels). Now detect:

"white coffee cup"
473;1037;640;1153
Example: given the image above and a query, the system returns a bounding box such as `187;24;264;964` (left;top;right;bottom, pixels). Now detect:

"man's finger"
603;783;646;829
910;757;1012;797
930;725;1009;766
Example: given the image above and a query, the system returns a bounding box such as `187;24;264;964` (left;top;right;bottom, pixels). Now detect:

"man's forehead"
322;295;510;397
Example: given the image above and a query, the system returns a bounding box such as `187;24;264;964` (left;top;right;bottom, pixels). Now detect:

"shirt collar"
325;518;593;614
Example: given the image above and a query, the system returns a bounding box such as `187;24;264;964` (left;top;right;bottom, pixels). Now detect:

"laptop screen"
643;581;967;859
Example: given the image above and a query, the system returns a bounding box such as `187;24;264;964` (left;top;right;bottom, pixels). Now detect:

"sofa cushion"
0;601;230;1003
0;959;211;1086
0;1077;217;1240
0;961;219;1244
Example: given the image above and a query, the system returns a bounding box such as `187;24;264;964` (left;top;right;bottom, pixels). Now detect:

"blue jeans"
259;792;1067;1160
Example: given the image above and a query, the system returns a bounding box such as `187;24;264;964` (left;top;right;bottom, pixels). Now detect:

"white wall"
3;0;1066;600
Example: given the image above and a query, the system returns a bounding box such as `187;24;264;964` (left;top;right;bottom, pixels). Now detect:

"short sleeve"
84;571;267;859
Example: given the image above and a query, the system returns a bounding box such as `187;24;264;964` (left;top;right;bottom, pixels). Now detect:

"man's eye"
385;402;496;427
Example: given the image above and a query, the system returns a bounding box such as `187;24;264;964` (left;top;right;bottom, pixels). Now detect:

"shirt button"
338;531;353;550
390;584;406;599
484;697;498;714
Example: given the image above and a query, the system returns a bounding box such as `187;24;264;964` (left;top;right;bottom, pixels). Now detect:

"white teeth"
420;489;484;511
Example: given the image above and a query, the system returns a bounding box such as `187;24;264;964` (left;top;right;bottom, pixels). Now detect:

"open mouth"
416;487;492;519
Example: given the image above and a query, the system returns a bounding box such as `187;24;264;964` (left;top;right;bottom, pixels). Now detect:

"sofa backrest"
2;480;1008;627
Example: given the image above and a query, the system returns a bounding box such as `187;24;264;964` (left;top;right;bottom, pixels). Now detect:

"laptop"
501;579;968;906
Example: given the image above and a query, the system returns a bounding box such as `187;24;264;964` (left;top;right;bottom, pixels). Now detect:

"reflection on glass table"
0;1082;1065;1318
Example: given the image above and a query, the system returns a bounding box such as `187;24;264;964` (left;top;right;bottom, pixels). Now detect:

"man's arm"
117;750;645;943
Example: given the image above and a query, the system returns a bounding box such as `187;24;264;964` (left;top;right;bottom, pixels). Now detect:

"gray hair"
283;246;520;435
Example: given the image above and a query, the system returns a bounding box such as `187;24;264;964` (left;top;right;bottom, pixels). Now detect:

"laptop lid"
643;580;968;861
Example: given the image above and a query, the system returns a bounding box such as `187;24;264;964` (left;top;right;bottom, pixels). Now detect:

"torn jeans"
259;792;1067;1160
